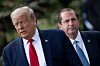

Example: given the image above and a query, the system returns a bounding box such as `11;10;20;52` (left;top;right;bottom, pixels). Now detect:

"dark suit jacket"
3;29;82;66
80;31;100;66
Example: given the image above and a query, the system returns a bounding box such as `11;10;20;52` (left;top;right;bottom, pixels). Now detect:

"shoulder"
39;29;65;35
80;31;100;37
3;37;22;51
38;29;68;41
81;31;100;34
40;29;63;32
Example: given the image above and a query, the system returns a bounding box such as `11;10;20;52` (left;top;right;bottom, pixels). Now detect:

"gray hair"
11;6;36;21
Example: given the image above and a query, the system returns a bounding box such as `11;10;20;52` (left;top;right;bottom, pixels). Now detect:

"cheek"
24;24;30;30
26;25;33;32
63;24;68;29
15;28;18;32
77;22;79;27
75;23;79;28
16;29;20;35
62;25;68;31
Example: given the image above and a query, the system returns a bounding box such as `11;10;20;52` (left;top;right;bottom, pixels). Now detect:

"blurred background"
0;0;99;65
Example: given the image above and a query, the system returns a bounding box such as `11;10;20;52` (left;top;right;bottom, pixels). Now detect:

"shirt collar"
75;30;81;42
32;28;39;42
70;30;81;44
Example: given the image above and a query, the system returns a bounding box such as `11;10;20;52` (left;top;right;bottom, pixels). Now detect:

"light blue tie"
74;41;90;66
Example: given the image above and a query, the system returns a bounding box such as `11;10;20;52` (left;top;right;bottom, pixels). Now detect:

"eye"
63;19;69;23
14;23;18;27
71;18;77;22
21;21;26;24
65;20;69;22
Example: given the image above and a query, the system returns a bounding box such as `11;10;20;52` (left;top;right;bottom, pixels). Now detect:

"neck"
68;34;77;40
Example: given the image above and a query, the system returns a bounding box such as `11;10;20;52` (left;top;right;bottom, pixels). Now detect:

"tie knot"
74;40;78;44
28;39;33;43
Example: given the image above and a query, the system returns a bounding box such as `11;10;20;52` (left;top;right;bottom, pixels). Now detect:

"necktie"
28;39;39;66
74;41;90;66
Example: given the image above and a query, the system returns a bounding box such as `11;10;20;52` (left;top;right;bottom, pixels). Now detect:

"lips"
68;26;75;30
20;31;26;34
68;27;74;30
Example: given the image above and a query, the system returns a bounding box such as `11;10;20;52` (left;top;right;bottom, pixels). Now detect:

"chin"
21;35;28;39
68;31;73;34
68;31;75;35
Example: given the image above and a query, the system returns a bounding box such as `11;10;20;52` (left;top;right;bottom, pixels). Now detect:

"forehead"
12;14;29;22
61;11;76;19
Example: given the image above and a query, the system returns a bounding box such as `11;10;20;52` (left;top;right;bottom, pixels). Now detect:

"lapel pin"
88;40;90;42
45;40;48;42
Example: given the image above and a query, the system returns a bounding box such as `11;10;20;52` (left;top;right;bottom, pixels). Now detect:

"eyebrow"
63;17;77;22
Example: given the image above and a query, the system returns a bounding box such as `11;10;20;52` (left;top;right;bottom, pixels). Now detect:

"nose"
18;23;23;29
69;20;73;25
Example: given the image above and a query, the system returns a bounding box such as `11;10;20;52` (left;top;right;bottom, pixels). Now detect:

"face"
12;14;36;40
58;11;79;39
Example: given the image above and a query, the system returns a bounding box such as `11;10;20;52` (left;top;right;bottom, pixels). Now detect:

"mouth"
20;31;26;34
68;26;75;30
68;28;74;30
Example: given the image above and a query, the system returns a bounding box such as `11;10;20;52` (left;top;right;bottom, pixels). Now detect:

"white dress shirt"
69;30;90;64
23;28;47;66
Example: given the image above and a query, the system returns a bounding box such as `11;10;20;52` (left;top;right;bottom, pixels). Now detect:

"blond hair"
11;6;36;21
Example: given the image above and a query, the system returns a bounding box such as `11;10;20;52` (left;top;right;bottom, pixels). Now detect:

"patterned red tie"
28;39;39;66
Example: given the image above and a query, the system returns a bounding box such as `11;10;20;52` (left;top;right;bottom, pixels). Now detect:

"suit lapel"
15;37;29;66
38;29;53;66
80;31;95;64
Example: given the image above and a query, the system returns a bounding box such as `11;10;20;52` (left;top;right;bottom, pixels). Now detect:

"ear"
58;23;62;30
33;17;37;25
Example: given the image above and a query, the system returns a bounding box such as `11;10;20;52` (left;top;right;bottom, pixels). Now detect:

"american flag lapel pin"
45;40;48;42
88;40;90;42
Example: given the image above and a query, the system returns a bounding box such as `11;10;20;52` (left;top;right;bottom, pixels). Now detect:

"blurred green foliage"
0;0;84;65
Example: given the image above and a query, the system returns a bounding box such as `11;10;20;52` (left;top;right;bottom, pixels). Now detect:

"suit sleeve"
3;48;11;66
